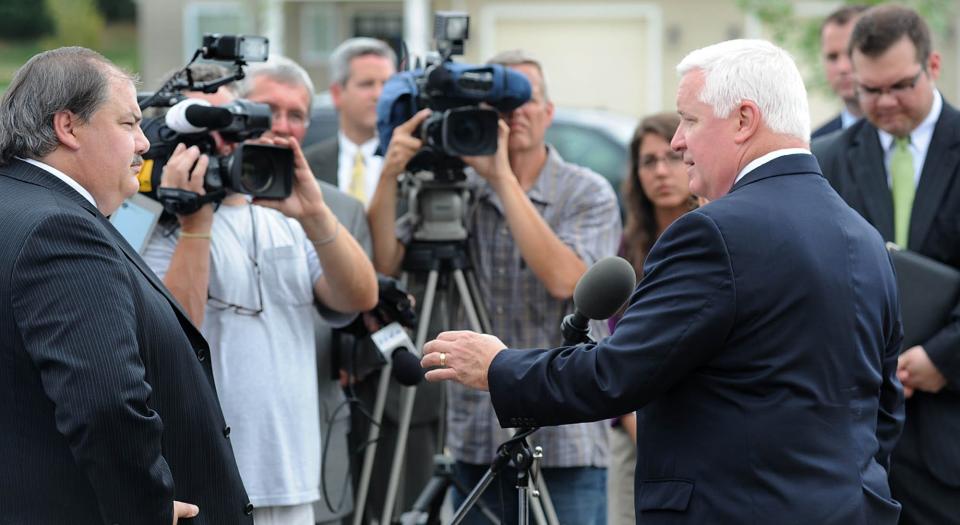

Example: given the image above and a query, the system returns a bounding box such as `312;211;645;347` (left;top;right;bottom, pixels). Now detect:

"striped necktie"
891;136;915;247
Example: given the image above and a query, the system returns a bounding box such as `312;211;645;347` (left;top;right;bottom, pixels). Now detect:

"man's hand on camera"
381;109;431;180
462;119;514;188
161;143;214;231
252;136;339;242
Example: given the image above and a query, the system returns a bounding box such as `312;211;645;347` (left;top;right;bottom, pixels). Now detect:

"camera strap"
156;187;227;216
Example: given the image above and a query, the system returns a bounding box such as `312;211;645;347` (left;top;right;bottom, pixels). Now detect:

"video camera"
136;33;293;215
375;12;531;180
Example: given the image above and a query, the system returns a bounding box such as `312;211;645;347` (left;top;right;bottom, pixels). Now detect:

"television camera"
136;33;293;216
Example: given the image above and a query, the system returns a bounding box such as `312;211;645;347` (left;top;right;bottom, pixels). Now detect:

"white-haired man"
421;39;905;524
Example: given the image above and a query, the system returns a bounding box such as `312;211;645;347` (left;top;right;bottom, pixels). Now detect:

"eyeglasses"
640;151;684;170
857;69;925;100
207;206;264;316
270;107;309;129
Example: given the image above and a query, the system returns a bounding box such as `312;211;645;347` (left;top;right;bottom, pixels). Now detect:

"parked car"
304;98;636;200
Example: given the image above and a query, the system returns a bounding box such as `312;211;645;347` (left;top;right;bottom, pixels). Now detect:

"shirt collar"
876;89;942;152
840;108;860;129
18;157;98;207
338;131;379;157
734;148;812;184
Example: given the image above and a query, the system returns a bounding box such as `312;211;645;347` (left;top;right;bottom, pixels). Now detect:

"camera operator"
242;54;382;525
368;49;621;524
143;64;378;525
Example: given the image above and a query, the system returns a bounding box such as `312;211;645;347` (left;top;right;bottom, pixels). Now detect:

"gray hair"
677;39;810;141
0;47;132;164
486;48;550;102
241;54;316;113
329;37;397;87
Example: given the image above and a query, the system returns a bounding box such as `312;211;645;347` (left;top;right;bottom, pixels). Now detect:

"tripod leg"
451;269;483;333
380;270;440;525
352;360;393;525
463;269;493;333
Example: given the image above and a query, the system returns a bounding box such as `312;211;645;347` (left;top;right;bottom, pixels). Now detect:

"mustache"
131;155;144;168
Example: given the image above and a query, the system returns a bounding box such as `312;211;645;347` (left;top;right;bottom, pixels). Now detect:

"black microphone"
164;98;234;134
370;322;424;386
560;256;637;346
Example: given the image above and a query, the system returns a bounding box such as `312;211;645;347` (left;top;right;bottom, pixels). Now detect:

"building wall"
138;0;959;127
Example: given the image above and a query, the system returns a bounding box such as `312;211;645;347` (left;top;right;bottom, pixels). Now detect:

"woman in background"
608;112;698;525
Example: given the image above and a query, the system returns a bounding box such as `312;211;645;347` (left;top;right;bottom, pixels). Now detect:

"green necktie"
891;136;915;247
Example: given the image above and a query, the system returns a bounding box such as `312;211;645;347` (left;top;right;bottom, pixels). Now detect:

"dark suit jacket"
0;159;252;525
813;100;960;487
488;154;904;524
812;113;844;140
305;136;340;187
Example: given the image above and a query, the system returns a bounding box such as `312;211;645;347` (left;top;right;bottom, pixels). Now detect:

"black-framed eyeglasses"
207;205;264;316
857;69;925;100
640;151;684;170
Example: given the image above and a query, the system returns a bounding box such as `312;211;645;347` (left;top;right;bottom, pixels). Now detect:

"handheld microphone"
560;256;637;346
370;322;423;386
164;98;234;134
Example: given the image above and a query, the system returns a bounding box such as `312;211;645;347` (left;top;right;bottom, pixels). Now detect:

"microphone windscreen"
573;256;637;320
184;104;234;130
392;348;424;386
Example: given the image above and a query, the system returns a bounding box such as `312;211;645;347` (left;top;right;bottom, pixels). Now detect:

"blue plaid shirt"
402;146;621;466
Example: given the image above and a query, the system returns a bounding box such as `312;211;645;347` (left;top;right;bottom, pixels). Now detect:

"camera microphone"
164;98;234;134
370;322;424;386
560;256;637;346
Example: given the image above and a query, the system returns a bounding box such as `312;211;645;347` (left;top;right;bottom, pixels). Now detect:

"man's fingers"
903;385;915;399
425;367;458;383
173;500;200;524
188;155;209;190
396;108;432;134
436;330;475;341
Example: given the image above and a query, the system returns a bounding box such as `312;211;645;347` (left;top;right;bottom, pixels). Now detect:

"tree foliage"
43;0;106;49
0;0;55;40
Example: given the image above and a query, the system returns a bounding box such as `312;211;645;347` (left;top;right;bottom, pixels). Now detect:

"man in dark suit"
812;5;868;140
422;39;904;524
303;38;396;205
812;6;960;524
0;48;252;524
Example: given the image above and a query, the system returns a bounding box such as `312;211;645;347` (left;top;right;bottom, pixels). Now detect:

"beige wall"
138;0;959;128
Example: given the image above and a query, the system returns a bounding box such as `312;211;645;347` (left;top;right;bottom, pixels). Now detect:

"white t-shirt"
143;203;326;507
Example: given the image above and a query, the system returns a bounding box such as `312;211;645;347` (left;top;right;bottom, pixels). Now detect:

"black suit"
0;159;252;525
813;100;960;525
490;154;904;524
811;113;843;140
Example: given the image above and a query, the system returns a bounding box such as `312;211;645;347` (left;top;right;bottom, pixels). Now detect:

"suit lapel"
3;159;205;345
909;102;960;250
847;124;894;241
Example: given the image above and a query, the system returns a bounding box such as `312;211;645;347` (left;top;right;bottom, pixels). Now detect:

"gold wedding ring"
439;352;447;367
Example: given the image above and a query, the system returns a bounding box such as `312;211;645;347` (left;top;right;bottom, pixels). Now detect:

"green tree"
737;0;955;95
0;0;55;40
43;0;106;50
97;0;135;22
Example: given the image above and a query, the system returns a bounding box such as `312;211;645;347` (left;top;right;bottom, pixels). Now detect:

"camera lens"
240;154;275;194
444;108;498;156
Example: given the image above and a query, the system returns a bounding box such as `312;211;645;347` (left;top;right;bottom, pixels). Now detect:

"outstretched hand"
421;330;507;390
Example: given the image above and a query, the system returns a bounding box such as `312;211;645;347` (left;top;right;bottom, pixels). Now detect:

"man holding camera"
143;63;377;525
368;49;620;524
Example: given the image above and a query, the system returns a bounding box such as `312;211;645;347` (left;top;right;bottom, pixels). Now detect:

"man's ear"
733;100;761;144
330;82;344;110
52;110;82;151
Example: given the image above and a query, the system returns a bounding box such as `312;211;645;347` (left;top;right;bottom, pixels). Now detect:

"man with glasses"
813;5;960;524
305;38;396;206
144;63;378;525
368;49;620;525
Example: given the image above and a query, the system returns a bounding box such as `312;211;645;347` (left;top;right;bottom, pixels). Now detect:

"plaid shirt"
403;146;621;466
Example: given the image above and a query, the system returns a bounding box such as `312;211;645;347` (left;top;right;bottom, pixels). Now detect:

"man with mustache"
0;48;253;524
